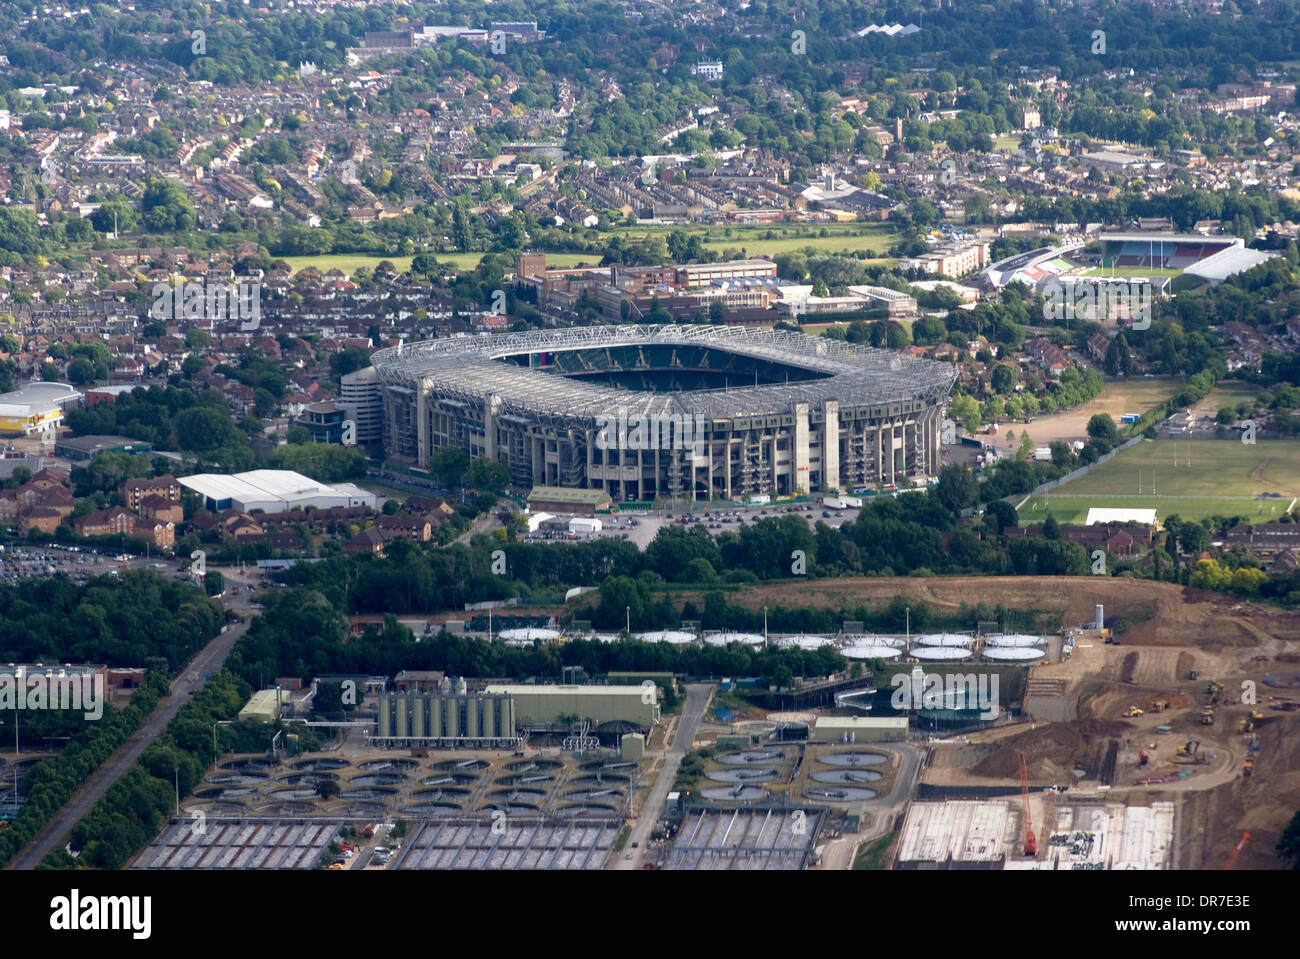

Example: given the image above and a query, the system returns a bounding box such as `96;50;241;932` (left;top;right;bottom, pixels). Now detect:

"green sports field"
1017;439;1300;525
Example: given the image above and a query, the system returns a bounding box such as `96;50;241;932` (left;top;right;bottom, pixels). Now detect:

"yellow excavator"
1124;706;1145;718
1201;707;1215;725
1237;711;1265;733
1174;741;1208;764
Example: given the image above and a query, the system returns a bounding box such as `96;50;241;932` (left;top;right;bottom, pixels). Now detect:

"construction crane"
1019;751;1036;857
1224;832;1250;870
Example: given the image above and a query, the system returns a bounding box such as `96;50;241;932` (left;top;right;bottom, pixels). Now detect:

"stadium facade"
370;325;956;500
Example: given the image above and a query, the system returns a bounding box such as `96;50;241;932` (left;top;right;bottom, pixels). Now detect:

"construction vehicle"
1237;711;1265;733
1242;759;1254;778
1018;751;1036;857
1206;681;1224;706
1201;707;1215;725
1224;832;1250;870
1248;734;1260;753
1123;706;1145;718
1137;750;1149;767
1174;741;1208;764
1148;698;1170;712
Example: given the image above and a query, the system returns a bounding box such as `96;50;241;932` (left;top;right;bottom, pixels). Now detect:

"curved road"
7;585;255;870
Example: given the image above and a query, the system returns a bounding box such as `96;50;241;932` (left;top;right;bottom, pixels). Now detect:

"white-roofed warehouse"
179;469;377;513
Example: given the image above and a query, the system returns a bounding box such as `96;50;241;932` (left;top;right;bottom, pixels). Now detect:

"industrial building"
238;688;289;723
178;469;377;513
483;684;660;731
371;325;955;499
0;382;82;435
811;716;908;742
374;691;518;747
660;807;826;870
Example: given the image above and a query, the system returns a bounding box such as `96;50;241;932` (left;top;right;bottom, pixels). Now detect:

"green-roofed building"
527;486;612;515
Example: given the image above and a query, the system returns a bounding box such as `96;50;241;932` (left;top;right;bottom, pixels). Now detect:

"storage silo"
466;696;479;738
446;698;459;738
378;695;391;738
429;696;443;738
395;694;409;738
501;696;516;740
483;697;498;739
412;694;426;738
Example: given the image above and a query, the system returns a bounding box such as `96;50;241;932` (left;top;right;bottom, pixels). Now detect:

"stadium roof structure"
1183;245;1281;284
371;325;957;422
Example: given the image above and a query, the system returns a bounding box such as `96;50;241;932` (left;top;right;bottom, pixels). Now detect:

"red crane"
1019;751;1037;857
1223;832;1250;870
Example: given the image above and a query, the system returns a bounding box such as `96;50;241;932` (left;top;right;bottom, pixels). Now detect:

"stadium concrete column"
823;400;840;491
532;435;544;487
484;394;501;460
417;376;431;467
794;403;810;495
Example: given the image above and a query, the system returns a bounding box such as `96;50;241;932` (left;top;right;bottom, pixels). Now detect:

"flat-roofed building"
0;383;82;435
179;469;377;513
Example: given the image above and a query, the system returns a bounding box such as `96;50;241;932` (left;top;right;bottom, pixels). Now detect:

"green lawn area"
606;222;902;259
1018;438;1300;525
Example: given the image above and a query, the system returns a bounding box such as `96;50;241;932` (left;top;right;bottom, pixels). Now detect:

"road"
7;590;255;870
611;683;713;870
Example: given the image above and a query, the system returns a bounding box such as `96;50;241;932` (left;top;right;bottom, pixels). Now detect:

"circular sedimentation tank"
776;635;831;650
348;772;407;787
717;750;783;765
910;645;971;661
411;786;473;802
498;627;563;644
819;751;887;767
842;644;903;660
982;646;1045;662
984;633;1045;647
843;635;906;648
707;767;778;783
580;759;637;773
278;772;340;785
569;773;631;787
255;802;316;816
564;788;623;803
504;758;562;771
434;758;488;771
913;633;972;647
207;772;268;786
220;758;274;772
292;758;347;771
496;772;558;786
269;785;321;801
403;802;461;815
556;804;618;817
418;773;478;787
192;801;249;816
339;786;399;800
194;786;253;802
812;769;883;784
633;630;696;645
358;758;418;772
804;786;877;801
701;785;765;801
705;632;767;648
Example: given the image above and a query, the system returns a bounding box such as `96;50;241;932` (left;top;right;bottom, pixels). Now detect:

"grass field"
1017;438;1300;525
608;222;902;258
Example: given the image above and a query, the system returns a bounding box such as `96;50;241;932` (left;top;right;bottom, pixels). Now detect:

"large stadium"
371;325;957;501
